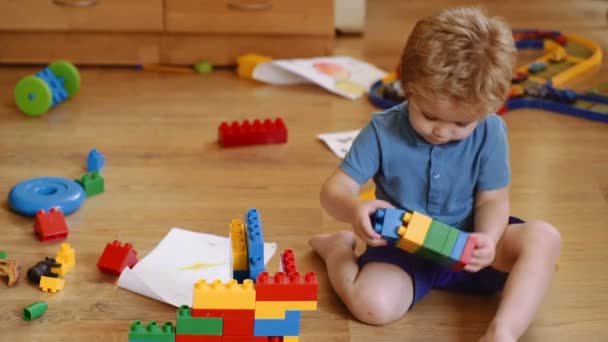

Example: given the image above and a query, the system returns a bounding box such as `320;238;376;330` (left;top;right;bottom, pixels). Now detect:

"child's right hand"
352;199;394;246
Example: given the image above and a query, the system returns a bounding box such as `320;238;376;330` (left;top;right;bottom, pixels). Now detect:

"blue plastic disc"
8;177;86;217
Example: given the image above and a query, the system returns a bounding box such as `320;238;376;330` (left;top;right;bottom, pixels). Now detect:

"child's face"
408;95;479;145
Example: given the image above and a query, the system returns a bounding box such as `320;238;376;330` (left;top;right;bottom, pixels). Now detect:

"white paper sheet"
117;228;277;307
317;130;361;159
253;56;387;100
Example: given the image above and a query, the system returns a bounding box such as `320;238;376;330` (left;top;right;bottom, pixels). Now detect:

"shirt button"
432;172;440;179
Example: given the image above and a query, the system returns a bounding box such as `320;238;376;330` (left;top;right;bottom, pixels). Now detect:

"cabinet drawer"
166;0;334;35
0;0;163;32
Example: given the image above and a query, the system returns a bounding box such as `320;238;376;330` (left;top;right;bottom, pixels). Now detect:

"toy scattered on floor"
97;240;139;275
128;208;318;342
87;149;105;172
8;176;86;217
14;60;81;117
372;208;476;271
137;60;213;74
218;118;288;147
369;29;607;123
27;258;61;285
22;301;48;321
34;208;69;241
0;251;5;259
27;243;75;293
75;171;105;197
237;53;272;79
0;258;21;287
194;60;213;74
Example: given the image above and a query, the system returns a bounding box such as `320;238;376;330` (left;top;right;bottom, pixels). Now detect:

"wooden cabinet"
0;0;334;65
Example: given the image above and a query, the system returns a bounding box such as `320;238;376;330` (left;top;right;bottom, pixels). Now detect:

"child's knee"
523;220;562;257
348;287;410;326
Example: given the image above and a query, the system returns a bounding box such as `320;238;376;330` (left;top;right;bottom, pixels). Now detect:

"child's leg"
481;220;561;342
309;230;414;325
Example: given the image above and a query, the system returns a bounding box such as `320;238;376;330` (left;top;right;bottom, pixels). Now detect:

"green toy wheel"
49;60;81;97
14;76;53;117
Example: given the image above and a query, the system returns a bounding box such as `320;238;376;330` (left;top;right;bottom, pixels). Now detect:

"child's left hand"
464;233;497;272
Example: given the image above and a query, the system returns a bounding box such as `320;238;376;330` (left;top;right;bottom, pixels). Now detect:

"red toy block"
191;309;254;336
280;249;297;276
33;208;68;242
222;337;268;342
267;338;282;342
175;335;222;342
218;118;287;148
97;240;138;275
255;271;318;301
452;236;477;271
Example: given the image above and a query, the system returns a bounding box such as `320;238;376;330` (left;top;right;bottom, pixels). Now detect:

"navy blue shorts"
358;216;524;307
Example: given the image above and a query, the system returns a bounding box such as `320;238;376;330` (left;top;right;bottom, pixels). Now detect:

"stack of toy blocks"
372;208;476;271
218;118;288;147
34;208;68;241
128;208;318;342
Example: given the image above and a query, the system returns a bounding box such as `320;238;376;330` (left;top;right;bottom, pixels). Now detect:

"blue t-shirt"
341;102;510;231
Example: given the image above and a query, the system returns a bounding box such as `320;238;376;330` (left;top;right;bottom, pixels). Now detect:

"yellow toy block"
396;211;432;253
230;219;248;271
51;243;75;276
40;276;65;293
283;337;299;342
236;53;272;79
254;301;318;319
193;279;255;309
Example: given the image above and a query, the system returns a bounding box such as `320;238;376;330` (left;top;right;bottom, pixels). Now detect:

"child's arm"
465;186;510;272
320;168;392;246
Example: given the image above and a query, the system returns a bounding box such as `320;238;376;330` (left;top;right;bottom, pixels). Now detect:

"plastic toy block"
254;310;301;336
283;337;299;342
233;270;250;283
439;227;460;265
449;231;469;263
97;240;138;275
237;53;272;79
0;259;21;287
192;279;256;310
416;220;450;263
255;271;318;301
87;149;105;172
51;243;75;276
75;171;104;197
191;309;254;334
34;208;68;242
245;208;265;280
39;275;64;292
452;236;477;272
396;211;432;253
129;321;175;342
176;305;223;335
175;336;222;342
268;337;282;342
0;251;6;259
280;249;297;275
254;301;317;319
222;337;268;342
194;60;213;74
372;208;406;242
218;118;288;148
230;219;248;272
22;301;48;321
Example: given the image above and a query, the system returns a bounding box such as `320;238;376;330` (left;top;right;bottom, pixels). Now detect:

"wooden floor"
1;1;607;341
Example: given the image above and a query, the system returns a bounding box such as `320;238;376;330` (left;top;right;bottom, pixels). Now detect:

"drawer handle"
227;1;273;11
52;0;100;7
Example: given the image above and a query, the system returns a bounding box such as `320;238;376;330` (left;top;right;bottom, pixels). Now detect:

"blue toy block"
253;310;301;336
245;208;264;278
233;269;249;283
372;208;406;242
35;67;68;107
87;149;106;172
449;231;469;263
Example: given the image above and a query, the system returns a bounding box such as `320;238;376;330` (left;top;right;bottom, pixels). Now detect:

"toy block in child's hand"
372;208;407;242
218;118;287;147
34;208;68;242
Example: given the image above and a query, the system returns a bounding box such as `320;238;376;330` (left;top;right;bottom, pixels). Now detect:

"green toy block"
416;220;450;263
129;321;175;342
0;251;6;259
439;227;461;264
194;61;213;74
75;171;104;197
176;305;223;335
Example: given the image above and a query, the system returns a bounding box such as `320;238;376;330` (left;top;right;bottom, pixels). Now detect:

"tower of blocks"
128;208;318;342
372;208;476;271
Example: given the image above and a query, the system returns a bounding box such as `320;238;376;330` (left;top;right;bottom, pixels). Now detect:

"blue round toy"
8;177;86;217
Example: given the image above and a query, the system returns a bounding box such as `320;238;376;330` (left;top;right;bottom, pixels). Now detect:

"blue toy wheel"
8;177;86;217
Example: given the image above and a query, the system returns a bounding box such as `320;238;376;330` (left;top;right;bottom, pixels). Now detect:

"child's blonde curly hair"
400;7;517;119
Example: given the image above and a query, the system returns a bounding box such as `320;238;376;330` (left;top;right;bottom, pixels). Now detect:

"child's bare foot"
309;230;357;260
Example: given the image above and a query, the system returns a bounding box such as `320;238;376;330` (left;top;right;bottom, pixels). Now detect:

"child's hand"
352;200;394;246
464;233;497;272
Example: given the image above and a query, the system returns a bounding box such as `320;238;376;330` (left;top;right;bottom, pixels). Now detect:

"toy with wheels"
14;60;81;117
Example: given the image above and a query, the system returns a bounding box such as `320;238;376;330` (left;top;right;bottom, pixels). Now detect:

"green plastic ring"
49;60;81;97
14;76;53;116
